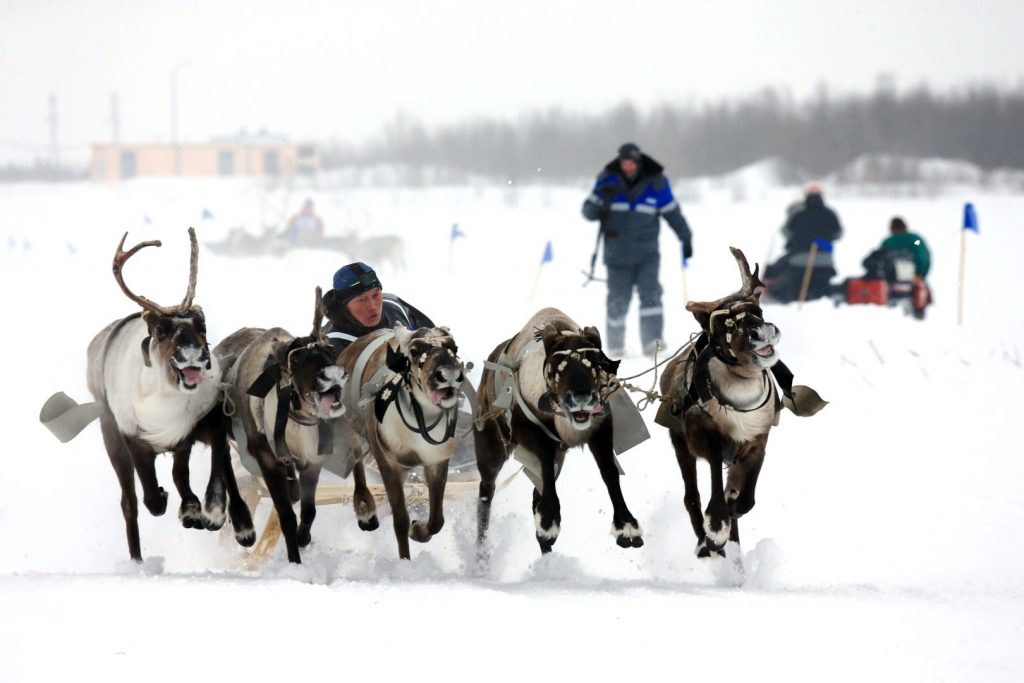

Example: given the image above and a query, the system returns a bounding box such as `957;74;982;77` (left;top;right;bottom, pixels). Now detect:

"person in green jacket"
880;216;930;280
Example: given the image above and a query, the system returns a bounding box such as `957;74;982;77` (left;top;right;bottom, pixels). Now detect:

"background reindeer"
75;228;254;561
217;287;349;564
474;308;643;557
656;247;826;558
337;324;465;559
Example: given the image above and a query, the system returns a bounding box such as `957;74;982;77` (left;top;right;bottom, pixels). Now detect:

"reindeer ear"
541;323;561;356
393;324;413;354
322;289;346;325
581;325;602;349
685;301;713;330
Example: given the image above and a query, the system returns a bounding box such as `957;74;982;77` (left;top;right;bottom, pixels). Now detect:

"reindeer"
216;288;350;564
474;308;643;557
80;228;255;561
656;247;826;558
337;324;465;560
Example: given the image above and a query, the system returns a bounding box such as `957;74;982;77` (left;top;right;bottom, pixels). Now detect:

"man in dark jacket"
765;182;843;302
582;142;694;356
321;262;434;355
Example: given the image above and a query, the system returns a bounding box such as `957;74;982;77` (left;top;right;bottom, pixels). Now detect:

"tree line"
324;83;1024;182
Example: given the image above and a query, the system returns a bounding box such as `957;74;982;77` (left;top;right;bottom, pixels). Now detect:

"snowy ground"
1;169;1022;681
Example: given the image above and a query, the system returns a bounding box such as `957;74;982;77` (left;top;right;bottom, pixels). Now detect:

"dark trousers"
606;258;663;352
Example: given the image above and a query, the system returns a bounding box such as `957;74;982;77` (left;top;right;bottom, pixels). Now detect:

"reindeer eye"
152;320;172;340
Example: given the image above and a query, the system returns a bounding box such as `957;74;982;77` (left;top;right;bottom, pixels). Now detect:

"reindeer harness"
246;340;335;461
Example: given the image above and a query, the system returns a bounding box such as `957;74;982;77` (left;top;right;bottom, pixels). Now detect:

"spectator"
581;142;693;356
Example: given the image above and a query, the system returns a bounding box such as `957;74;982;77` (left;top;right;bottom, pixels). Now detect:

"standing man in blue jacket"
582;142;694;356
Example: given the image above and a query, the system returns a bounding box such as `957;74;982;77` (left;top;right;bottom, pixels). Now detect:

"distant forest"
324;83;1024;182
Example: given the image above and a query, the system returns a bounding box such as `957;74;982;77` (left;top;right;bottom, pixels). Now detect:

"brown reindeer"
74;228;255;561
474;308;643;557
337;324;465;560
216;288;350;563
656;247;826;558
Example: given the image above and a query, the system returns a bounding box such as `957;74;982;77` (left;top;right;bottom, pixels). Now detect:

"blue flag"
450;223;466;241
201;208;215;221
813;238;834;253
963;203;979;233
541;240;553;264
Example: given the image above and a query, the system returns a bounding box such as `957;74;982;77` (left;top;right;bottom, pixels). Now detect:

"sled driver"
322;262;434;355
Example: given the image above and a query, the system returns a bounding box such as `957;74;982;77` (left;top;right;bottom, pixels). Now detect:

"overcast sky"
2;0;1022;164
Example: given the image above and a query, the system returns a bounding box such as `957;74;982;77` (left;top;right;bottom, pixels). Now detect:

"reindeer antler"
112;228;201;316
311;286;325;341
729;246;765;298
112;233;173;316
685;246;766;315
179;227;199;311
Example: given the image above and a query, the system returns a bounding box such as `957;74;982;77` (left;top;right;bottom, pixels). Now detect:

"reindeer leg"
100;413;142;561
258;453;301;563
351;458;379;531
377;458;412;559
198;417;228;531
474;419;508;555
669;428;707;554
220;451;255;547
296;464;322;548
702;451;730;558
532;448;562;554
588;422;643;549
410;462;447;543
126;438;167;517
171;444;204;530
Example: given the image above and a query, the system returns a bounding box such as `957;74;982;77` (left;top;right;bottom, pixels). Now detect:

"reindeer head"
393;326;464;410
113;228;216;392
539;324;619;431
686;247;781;371
275;287;348;420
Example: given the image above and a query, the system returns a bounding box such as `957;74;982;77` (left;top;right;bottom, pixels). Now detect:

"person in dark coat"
581;142;694;356
764;182;843;302
321;262;434;355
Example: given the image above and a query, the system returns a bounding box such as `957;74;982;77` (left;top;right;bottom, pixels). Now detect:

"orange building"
90;137;319;181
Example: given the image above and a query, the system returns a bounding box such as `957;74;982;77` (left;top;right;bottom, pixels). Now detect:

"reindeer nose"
564;390;598;409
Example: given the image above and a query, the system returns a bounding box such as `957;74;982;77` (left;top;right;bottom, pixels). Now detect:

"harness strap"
483;338;564;446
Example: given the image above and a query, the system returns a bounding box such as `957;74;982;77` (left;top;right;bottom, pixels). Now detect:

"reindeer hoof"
696;542;726;559
201;505;226;531
358;515;379;531
145;489;168;516
179;498;204;529
234;526;256;547
536;535;556;554
409;521;433;543
612;521;644;549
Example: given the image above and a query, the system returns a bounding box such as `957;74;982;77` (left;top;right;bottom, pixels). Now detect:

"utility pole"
170;60;190;175
110;92;120;144
48;93;59;167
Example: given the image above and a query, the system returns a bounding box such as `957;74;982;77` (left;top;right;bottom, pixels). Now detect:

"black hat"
617;142;642;162
332;262;382;304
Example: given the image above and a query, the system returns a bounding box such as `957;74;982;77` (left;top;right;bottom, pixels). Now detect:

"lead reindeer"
81;228;254;561
337;324;466;560
657;247;826;559
216;288;349;564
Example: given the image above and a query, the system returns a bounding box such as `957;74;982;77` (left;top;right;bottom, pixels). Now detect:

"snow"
1;173;1022;681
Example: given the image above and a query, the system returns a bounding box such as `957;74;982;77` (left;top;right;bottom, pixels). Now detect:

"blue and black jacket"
581;154;692;266
321;293;434;355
